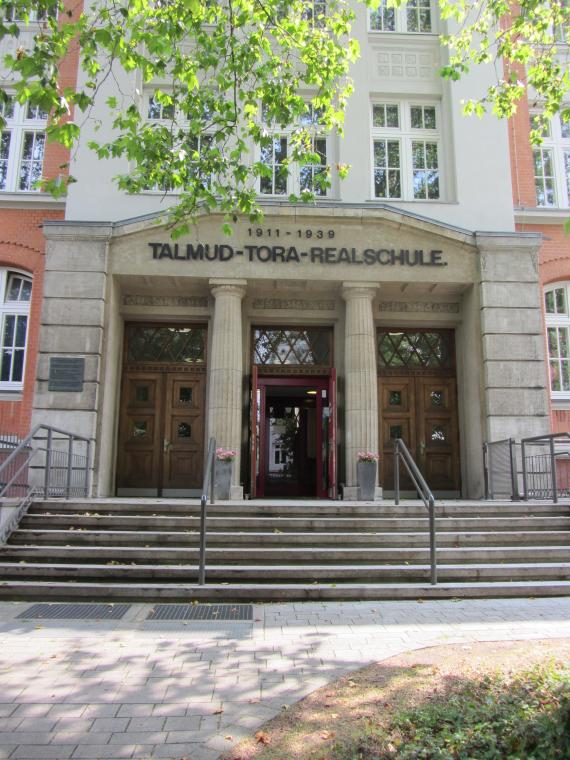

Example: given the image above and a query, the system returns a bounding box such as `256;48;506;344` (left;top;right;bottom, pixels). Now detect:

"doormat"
146;603;253;621
17;603;130;620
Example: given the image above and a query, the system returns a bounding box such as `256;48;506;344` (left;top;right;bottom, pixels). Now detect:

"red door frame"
252;373;335;499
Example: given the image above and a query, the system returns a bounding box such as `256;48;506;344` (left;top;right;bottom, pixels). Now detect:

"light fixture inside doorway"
306;390;317;395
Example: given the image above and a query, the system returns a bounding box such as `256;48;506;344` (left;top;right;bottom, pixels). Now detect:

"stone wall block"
486;388;549;417
480;281;542;309
479;250;539;282
41;298;105;327
38;326;102;355
45;239;108;273
34;382;98;411
488;416;550;442
483;334;545;362
481;307;542;335
36;354;100;383
43;271;107;300
485;361;547;388
30;409;97;440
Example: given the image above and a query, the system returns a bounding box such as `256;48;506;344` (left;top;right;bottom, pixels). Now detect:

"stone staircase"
0;498;569;601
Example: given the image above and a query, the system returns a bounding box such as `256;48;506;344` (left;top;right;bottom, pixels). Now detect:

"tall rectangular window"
370;0;395;31
369;0;435;32
545;282;570;400
0;271;32;390
406;0;432;31
0;95;47;193
260;137;288;195
531;111;570;207
371;100;441;201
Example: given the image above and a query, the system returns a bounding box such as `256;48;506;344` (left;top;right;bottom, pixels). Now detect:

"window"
371;101;441;201
532;111;570;208
0;271;32;390
0;95;47;193
369;0;434;33
545;282;570;399
2;3;58;22
143;90;214;192
259;102;330;198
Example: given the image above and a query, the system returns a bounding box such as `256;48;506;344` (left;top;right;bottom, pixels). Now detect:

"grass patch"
223;639;570;760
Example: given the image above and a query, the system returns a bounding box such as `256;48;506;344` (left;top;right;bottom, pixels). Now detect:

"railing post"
428;495;437;585
44;428;53;498
521;440;528;500
83;440;91;497
66;436;73;499
394;441;400;505
210;453;216;505
482;442;489;499
199;495;206;585
550;437;558;504
509;438;519;500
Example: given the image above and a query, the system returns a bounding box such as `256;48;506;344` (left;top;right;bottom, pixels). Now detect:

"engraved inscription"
252;298;336;311
123;295;208;308
379;301;460;313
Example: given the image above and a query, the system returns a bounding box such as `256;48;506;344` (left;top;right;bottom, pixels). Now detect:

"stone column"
208;279;247;499
342;283;379;499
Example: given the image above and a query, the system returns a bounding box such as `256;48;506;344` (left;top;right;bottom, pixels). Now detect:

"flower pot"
214;459;233;500
357;460;377;501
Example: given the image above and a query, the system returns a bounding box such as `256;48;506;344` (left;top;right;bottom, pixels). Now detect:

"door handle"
419;441;426;456
163;438;170;453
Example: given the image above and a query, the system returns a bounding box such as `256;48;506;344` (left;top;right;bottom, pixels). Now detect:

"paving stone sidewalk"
0;597;569;759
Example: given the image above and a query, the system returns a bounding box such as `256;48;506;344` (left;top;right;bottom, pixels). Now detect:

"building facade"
0;1;80;437
23;1;552;498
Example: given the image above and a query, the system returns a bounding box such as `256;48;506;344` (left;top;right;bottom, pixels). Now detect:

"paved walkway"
0;598;569;759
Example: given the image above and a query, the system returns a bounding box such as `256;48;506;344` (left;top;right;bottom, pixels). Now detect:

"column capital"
209;279;247;299
341;283;379;302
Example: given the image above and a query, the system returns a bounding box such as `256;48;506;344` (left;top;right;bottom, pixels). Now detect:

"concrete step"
1;579;570;602
1;544;569;564
0;561;569;583
8;528;570;548
18;514;570;533
27;499;570;518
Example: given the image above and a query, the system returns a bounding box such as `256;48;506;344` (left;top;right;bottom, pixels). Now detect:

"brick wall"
0;209;64;436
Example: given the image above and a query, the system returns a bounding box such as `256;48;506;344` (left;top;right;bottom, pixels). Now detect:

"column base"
342;486;383;501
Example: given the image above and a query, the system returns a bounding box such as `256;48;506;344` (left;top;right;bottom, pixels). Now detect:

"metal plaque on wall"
48;357;85;393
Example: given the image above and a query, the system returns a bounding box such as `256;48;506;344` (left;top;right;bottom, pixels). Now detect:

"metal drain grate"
146;604;253;621
17;603;130;620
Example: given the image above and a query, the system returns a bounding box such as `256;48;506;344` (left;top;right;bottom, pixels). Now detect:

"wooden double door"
117;370;206;495
379;374;460;494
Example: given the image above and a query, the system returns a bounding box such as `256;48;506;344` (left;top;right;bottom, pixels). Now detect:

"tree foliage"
0;0;568;232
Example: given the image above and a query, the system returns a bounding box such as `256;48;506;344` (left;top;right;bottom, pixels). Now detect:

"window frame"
544;281;570;401
369;0;436;34
258;102;332;199
0;95;47;194
531;110;570;209
0;269;32;392
370;99;442;202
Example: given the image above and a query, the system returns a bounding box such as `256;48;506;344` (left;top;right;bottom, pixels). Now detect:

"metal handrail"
198;437;216;585
483;438;519;500
521;432;570;504
0;424;92;500
393;438;437;585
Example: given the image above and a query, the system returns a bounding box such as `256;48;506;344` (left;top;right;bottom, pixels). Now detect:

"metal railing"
393;438;437;585
198;437;216;585
0;425;92;501
0;425;92;545
483;438;520;500
521;432;570;503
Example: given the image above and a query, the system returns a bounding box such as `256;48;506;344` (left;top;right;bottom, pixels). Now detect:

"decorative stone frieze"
251;298;336;311
123;295;208;308
379;301;460;313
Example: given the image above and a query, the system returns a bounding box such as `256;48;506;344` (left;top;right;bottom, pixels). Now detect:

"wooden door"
117;371;164;490
416;376;460;492
162;373;206;493
379;376;417;490
327;369;337;499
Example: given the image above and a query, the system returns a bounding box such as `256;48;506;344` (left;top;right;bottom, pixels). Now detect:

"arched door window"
0;270;32;390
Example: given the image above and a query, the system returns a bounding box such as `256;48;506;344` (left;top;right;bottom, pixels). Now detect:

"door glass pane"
389;390;402;406
268;405;299;482
177;422;192;438
430;390;443;407
389;424;403;440
135;386;149;403
378;330;453;369
179;387;193;403
126;325;206;364
431;424;446;442
253;328;332;366
132;421;148;438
